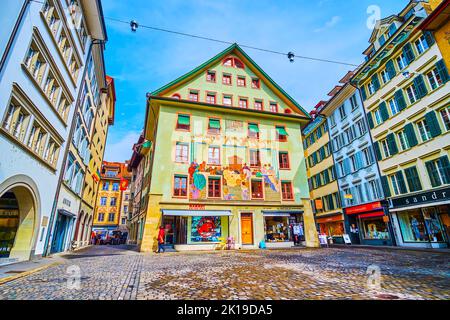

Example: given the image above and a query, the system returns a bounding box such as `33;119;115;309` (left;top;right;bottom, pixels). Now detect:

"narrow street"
0;246;448;300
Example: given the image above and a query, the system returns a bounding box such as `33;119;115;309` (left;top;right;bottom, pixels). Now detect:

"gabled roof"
327;85;343;97
150;43;310;118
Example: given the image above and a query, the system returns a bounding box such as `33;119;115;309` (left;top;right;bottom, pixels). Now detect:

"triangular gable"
150;43;310;118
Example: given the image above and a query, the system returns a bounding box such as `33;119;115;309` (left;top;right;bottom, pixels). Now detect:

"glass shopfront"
397;207;447;243
190;216;224;243
361;217;390;240
264;214;303;243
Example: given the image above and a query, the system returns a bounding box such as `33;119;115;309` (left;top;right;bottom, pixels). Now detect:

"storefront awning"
162;210;232;216
262;211;303;217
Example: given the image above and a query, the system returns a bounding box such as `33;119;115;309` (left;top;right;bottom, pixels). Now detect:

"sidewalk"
329;243;450;254
0;255;65;285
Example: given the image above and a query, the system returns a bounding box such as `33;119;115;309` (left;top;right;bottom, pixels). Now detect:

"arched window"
223;57;233;67
234;58;244;69
171;93;181;100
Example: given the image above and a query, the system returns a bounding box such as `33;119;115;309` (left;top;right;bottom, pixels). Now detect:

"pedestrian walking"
157;226;165;253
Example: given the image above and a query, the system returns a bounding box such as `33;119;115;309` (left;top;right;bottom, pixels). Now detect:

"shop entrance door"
241;213;253;245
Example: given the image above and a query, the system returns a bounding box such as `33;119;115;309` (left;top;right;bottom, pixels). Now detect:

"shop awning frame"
162;210;232;216
262;211;303;217
389;200;450;212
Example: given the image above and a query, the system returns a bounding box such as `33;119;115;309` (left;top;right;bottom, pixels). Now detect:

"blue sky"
102;0;407;162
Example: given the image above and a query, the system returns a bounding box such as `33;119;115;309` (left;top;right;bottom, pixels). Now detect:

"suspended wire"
29;0;358;67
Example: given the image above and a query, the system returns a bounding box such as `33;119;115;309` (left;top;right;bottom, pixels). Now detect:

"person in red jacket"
157;226;165;253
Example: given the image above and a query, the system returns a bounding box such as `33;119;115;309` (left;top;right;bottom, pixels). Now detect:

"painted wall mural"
187;157;280;201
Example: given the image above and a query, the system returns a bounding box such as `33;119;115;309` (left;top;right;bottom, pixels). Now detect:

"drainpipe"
43;39;103;256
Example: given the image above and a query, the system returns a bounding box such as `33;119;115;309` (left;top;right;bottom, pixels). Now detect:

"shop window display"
265;216;291;242
398;210;427;242
190;216;222;243
423;208;446;242
361;217;390;240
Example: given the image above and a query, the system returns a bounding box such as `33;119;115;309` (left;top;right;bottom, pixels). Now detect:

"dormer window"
387;23;397;37
222;56;245;69
379;34;386;46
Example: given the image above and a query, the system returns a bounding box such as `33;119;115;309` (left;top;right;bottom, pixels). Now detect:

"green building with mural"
138;43;319;252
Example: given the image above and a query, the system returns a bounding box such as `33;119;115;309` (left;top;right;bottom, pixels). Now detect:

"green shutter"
379;102;389;121
404;166;422;192
178;114;190;125
403;43;415;64
394;90;407;111
248;123;259;133
209;118;221;129
387;133;398;156
367;112;374;129
413;75;428;99
360;86;367;101
424;111;442;138
372;74;380;92
380;176;391;198
373;142;382;160
436;59;450;83
396;171;408;194
386;60;396;79
404;123;418;147
425;160;441;187
276;126;289;136
423;31;435;47
438;156;450;184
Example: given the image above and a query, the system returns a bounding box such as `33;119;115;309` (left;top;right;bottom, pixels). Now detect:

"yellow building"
353;1;450;248
75;76;115;247
421;0;450;68
138;43;318;253
93;162;129;233
302;102;343;242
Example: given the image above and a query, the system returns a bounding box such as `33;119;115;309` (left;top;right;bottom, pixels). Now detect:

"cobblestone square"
0;245;448;300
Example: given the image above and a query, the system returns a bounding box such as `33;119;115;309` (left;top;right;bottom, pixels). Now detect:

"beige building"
302;102;344;242
353;0;450;248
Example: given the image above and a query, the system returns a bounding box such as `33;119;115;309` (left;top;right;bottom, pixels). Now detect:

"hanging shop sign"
390;187;450;209
315;199;323;210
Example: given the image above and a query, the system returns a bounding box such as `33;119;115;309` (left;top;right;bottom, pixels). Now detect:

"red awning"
358;212;385;219
345;202;383;215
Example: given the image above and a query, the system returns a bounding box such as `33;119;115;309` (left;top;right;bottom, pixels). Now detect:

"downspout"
43;39;101;256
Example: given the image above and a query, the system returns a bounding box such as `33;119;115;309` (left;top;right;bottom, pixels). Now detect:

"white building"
0;0;107;265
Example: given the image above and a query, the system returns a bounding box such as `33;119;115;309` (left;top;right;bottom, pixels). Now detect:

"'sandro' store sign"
391;187;450;208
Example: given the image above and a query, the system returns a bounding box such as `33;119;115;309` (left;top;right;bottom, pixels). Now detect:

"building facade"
138;44;318;252
92;161;129;234
321;72;393;246
303;103;344;243
74;75;115;248
0;0;106;264
353;1;450;248
127;134;146;244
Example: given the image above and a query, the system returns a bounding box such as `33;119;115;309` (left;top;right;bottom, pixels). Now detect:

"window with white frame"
396;54;407;70
397;130;409;151
381;139;390;158
388;98;399;116
175;142;189;163
374;108;383;125
414;35;429;55
405;85;418;104
380;69;390;84
440;107;450;131
208;146;220;165
416;119;432;142
426;68;443;90
389;174;400;195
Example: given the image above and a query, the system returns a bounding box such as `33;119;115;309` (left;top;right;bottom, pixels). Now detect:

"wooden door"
241;213;253;244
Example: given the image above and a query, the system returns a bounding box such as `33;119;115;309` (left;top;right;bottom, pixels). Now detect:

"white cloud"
104;131;141;163
314;16;342;32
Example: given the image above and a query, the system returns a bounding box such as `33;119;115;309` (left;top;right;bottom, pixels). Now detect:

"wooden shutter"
403;43;415;64
387;133;398;156
424;111;442;138
386;60;397;79
404;123;418;147
395;171;408;194
394;90;407;111
413;75;428;99
379;102;389;122
423;31;435;47
436;59;450;83
380;176;391;198
373;142;382;160
367;112;374;129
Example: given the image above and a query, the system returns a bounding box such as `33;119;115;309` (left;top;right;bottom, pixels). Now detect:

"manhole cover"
376;294;400;300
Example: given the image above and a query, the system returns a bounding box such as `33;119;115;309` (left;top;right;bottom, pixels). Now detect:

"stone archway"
0;179;40;263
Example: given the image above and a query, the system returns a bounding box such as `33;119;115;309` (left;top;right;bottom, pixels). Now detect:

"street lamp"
287;52;295;63
130;20;139;32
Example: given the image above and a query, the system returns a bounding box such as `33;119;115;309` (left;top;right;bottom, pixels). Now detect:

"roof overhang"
320;83;356;116
419;0;450;31
81;0;107;41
